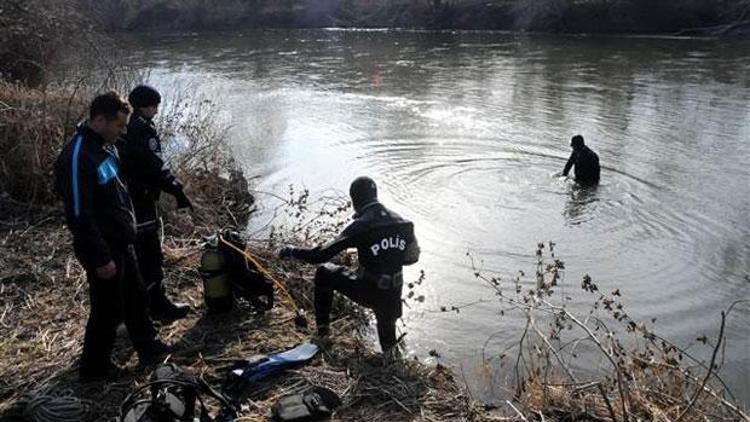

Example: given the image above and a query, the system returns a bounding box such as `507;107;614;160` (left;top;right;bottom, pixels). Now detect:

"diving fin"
226;343;319;391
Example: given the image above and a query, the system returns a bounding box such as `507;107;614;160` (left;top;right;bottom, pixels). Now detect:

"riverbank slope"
0;77;483;420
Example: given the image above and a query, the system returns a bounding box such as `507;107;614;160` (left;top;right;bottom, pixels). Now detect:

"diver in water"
561;135;600;185
279;177;420;352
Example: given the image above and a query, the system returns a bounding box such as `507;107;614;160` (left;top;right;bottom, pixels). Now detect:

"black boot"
150;292;190;321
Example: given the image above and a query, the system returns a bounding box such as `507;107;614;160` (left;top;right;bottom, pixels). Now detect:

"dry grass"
468;243;750;422
0;219;484;421
0;77;484;422
0;0;97;86
0;81;85;213
0;69;143;220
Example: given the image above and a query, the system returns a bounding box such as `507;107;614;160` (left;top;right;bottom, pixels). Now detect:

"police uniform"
117;107;190;318
284;178;420;351
54;125;160;377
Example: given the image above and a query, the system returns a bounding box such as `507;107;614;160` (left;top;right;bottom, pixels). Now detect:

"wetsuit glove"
175;190;193;211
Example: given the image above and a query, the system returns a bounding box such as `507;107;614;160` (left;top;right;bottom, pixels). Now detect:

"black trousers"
81;245;157;368
134;228;168;308
314;263;403;351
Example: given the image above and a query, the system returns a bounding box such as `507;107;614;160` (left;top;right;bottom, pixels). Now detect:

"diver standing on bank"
117;85;191;321
279;177;420;352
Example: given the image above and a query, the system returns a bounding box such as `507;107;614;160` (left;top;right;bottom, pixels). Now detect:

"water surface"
129;30;750;402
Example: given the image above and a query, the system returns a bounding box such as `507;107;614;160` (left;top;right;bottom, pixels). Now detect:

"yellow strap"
218;236;300;313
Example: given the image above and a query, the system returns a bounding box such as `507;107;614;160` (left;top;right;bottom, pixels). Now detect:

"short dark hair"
571;135;585;148
89;92;131;120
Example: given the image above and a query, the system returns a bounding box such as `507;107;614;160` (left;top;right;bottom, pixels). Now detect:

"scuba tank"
199;228;273;313
199;239;234;313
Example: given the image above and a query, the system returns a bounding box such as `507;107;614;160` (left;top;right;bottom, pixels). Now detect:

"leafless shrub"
463;242;749;421
0;0;104;86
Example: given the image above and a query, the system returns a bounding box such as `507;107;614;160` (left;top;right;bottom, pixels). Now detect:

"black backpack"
119;363;237;422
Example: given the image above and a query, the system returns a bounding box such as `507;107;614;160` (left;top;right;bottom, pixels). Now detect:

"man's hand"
278;246;295;259
95;260;117;279
175;190;193;211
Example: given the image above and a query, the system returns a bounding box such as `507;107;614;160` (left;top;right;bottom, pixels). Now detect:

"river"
128;29;750;403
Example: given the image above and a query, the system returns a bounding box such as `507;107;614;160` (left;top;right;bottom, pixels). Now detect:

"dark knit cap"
128;85;161;108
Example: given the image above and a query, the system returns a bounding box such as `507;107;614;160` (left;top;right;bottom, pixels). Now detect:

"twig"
674;311;725;422
459;363;476;404
644;330;736;401
530;320;578;383
506;400;528;421
598;383;618;422
390;396;413;414
514;317;530;393
536;410;547;422
541;299;630;421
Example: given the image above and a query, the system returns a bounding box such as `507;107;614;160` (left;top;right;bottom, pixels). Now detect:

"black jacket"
289;202;420;274
563;145;600;184
54;125;137;271
117;111;183;232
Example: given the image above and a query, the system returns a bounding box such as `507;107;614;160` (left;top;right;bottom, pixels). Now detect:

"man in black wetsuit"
54;92;170;381
279;177;420;352
561;135;600;185
117;85;191;321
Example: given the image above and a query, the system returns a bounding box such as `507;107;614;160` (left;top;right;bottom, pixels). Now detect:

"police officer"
279;177;420;352
561;135;601;185
54;92;170;381
117;85;191;320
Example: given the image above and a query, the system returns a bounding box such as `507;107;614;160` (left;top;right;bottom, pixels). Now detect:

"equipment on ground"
271;386;341;422
119;363;237;422
224;343;320;393
199;228;274;313
214;229;309;329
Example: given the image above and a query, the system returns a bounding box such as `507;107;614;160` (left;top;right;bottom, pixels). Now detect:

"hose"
218;235;302;316
24;387;89;422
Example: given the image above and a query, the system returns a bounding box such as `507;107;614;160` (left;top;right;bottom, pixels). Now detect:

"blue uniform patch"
71;135;83;217
97;156;119;185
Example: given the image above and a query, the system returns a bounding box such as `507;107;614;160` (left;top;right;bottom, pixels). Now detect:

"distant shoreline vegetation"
3;0;748;86
91;0;750;37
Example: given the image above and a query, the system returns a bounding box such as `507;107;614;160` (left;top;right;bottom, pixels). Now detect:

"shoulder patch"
148;137;160;152
97;156;120;185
